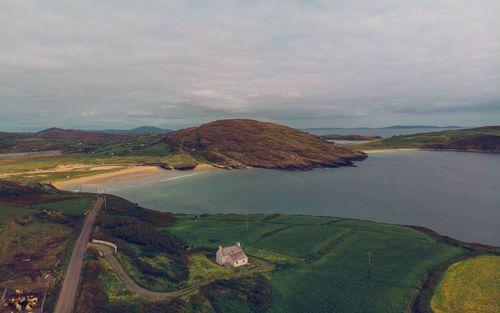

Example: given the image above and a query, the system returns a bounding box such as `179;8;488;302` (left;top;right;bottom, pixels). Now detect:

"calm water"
112;151;500;246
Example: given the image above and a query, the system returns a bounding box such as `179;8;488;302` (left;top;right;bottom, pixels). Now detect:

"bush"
201;275;272;313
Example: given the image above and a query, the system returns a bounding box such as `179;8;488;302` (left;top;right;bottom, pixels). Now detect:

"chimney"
236;242;240;247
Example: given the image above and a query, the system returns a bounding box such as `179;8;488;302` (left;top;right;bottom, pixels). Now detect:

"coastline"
361;148;421;153
52;163;216;190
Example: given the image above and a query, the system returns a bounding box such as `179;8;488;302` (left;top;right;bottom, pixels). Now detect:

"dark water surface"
114;151;500;246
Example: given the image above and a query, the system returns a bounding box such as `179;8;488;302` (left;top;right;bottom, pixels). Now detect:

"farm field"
431;255;500;313
167;214;466;313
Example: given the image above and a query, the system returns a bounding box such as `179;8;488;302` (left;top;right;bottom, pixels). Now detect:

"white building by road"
216;242;248;267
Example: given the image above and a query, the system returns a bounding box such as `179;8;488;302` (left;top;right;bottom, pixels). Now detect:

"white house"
216;242;248;267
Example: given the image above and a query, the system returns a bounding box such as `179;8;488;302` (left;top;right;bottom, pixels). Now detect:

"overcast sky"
1;0;499;131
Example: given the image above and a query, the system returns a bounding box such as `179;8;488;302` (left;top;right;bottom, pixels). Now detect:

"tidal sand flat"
104;151;500;246
57;164;217;193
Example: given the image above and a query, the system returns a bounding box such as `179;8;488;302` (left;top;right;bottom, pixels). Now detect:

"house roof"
220;244;247;262
220;244;243;256
230;251;247;261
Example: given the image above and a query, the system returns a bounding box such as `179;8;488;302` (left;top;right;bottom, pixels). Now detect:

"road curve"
89;243;197;300
53;196;104;313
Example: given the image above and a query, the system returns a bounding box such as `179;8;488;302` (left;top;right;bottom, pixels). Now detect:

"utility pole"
368;251;372;280
246;214;248;230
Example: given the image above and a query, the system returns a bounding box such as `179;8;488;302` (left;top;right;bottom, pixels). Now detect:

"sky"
1;0;499;131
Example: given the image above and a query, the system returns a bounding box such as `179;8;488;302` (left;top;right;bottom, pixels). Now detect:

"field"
167;214;465;313
0;187;93;311
71;199;500;313
431;255;500;313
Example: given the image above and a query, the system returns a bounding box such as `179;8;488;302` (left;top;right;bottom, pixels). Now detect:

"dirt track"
53;197;103;313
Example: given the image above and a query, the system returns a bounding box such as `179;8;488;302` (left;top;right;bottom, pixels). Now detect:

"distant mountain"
164;119;367;170
380;125;461;129
320;134;382;141
357;126;500;152
97;126;173;135
37;127;129;140
303;125;461;131
301;127;372;131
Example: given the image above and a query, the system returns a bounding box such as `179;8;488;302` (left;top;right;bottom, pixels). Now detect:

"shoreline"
52;163;216;190
361;148;421;153
361;148;500;154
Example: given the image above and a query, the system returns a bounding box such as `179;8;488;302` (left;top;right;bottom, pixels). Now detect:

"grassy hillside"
73;209;471;313
1;120;367;180
167;214;465;313
0;180;94;312
164;119;366;170
354;126;500;152
431;255;500;313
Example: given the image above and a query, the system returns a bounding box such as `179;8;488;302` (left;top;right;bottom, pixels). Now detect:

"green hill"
355;126;500;152
164;119;367;170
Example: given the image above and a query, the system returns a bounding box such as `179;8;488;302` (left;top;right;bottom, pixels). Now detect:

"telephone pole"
368;251;372;280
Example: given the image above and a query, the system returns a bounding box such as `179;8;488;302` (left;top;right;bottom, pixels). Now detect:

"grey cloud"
0;0;499;131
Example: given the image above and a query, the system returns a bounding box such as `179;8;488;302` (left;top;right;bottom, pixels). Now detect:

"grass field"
167;214;465;313
0;195;94;295
0;201;33;224
431;255;500;313
32;197;93;215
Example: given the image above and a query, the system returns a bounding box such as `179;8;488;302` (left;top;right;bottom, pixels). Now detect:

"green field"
32;197;93;215
0;193;94;297
431;255;500;313
167;214;465;313
0;201;33;224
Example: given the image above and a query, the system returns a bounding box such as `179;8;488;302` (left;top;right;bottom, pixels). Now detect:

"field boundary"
312;229;355;260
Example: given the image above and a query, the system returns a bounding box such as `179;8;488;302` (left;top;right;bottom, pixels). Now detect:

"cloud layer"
1;0;499;130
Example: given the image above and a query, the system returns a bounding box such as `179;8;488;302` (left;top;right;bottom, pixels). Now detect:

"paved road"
89;243;197;300
53;197;104;313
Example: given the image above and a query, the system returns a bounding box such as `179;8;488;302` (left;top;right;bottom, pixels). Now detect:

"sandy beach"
53;163;216;190
52;166;162;189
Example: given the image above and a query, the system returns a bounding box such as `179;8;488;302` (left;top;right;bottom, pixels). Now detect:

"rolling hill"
0;119;367;171
164;119;367;170
96;126;173;135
